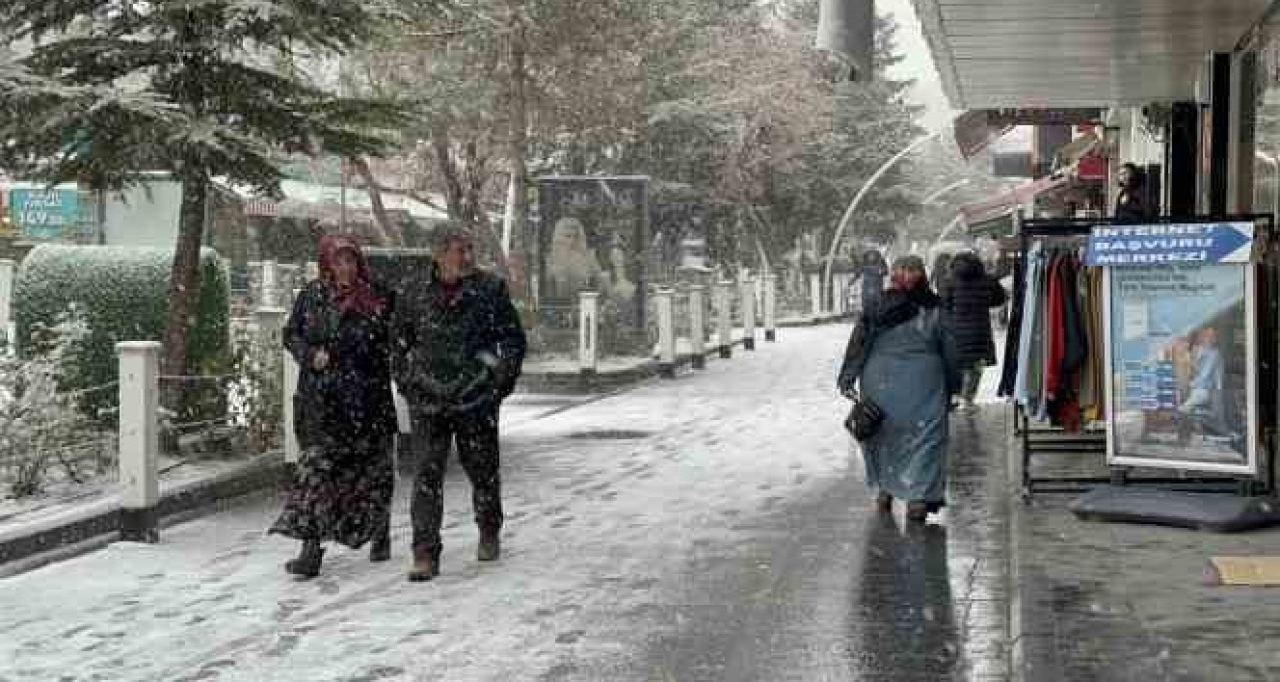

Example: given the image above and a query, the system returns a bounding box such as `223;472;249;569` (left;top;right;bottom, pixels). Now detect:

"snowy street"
0;324;1010;681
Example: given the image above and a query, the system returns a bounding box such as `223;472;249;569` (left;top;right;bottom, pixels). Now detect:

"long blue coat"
839;291;960;505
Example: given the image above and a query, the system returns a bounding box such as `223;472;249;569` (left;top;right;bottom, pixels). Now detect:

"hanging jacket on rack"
998;254;1026;397
1014;243;1045;408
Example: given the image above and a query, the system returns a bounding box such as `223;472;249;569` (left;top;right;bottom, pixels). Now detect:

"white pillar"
832;274;847;316
261;260;279;309
0;259;14;351
688;285;707;369
764;273;778;342
716;279;733;359
254;306;287;452
579;292;600;374
655;288;676;377
305;261;320;282
283;345;300;463
810;272;823;318
117;341;161;543
741;276;757;351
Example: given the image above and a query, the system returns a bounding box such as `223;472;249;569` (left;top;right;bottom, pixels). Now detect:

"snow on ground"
0;325;861;682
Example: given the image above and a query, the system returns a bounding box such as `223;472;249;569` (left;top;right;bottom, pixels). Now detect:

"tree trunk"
161;174;209;378
507;8;532;306
349;156;403;247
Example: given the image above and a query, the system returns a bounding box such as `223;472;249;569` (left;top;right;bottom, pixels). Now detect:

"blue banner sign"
1085;222;1254;266
9;187;80;240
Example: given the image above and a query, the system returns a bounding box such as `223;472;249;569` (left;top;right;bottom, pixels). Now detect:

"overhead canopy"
910;0;1275;108
960;173;1072;229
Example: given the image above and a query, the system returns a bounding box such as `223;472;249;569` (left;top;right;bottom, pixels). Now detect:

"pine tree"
0;0;413;376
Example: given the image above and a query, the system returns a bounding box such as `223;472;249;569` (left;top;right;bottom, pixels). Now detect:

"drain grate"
565;430;652;440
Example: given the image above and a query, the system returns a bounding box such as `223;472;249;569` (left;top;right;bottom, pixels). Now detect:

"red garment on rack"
1044;254;1065;400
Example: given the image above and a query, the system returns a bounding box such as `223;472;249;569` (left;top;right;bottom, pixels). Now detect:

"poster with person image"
1108;264;1251;470
536;176;649;354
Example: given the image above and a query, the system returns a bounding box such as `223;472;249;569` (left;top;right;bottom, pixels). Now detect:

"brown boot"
407;545;440;582
874;491;893;513
906;502;929;523
369;524;391;563
477;526;500;562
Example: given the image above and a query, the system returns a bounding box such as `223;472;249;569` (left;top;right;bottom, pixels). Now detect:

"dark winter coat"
391;268;527;414
942;253;1008;366
285;280;398;447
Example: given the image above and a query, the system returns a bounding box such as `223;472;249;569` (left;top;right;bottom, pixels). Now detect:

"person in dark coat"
392;222;526;582
1113;162;1150;221
943;251;1008;410
270;234;397;579
858;250;888;314
838;255;960;522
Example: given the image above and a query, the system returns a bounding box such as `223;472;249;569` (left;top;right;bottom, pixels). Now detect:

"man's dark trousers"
410;406;503;552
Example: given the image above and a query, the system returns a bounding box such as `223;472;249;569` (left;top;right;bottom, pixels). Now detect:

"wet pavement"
0;324;1014;681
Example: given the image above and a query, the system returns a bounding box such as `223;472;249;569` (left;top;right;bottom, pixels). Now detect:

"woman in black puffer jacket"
943;251;1007;409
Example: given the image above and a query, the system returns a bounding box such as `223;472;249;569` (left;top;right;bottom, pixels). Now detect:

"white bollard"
282;345;300;464
0;259;14;351
254;306;288;452
261;260;279;309
832;274;846;316
809;272;823;318
305;261;320;282
764;273;778;342
655;288;676;378
117;341;161;543
741;276;757;351
688;285;707;369
716;280;733;359
579;292;600;374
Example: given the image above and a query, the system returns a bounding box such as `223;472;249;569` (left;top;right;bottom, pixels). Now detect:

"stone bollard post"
688;285;707;369
305;261;320;282
0;259;14;352
809;272;823;318
579;292;600;374
655;288;676;378
254;307;288;452
261;260;279;309
282;343;300;464
715;280;733;359
741;276;757;351
764;273;778;342
118;341;161;543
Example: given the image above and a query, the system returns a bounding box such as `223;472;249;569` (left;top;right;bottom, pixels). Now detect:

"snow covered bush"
13;245;232;423
0;306;109;497
227;322;283;454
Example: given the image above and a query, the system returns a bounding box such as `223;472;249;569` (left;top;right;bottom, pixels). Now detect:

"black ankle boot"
477;526;500;562
285;540;324;579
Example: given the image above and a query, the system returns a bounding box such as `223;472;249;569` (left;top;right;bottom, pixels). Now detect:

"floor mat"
1209;556;1280;586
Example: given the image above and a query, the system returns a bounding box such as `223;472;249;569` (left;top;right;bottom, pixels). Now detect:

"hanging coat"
838;289;960;506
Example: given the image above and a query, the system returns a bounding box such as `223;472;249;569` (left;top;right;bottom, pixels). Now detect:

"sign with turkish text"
9;187;80;240
1086;222;1254;266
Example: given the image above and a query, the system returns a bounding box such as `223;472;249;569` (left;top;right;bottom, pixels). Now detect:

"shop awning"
910;0;1274;108
960;174;1072;229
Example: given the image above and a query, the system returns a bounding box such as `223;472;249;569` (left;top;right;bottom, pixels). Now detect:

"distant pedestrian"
392;222;526;582
930;252;954;301
943;251;1007;410
1114;162;1151;221
838;255;960;522
858;250;888;314
270;234;397;579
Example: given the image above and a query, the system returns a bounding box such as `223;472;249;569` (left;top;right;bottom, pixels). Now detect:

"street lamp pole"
822;131;940;303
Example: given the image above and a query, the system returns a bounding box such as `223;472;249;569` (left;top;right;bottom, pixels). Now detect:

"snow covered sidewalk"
0;324;874;681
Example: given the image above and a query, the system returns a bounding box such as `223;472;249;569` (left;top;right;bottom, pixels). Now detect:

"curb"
518;315;854;395
0;452;288;577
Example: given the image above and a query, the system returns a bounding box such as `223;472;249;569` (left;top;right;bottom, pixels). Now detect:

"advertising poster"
536;176;649;354
9;187;80;240
1108;264;1249;467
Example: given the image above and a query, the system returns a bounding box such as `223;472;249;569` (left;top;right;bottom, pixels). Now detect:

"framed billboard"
1090;221;1262;474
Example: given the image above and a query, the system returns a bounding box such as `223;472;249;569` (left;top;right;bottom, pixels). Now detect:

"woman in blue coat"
838;256;961;522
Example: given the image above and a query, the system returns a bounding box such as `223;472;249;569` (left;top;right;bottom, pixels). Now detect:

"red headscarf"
317;234;383;316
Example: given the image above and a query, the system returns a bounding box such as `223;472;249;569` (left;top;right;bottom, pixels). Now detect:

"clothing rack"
1011;218;1267;500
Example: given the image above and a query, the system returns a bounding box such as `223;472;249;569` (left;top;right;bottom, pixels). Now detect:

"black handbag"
844;394;884;441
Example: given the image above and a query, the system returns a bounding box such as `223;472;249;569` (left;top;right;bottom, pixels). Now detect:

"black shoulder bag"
843;321;885;441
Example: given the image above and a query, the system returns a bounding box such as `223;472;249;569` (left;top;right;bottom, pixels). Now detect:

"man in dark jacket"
943;251;1007;410
392;222;527;581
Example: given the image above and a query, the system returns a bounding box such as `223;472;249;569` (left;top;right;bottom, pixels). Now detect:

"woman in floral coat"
270;234;397;578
